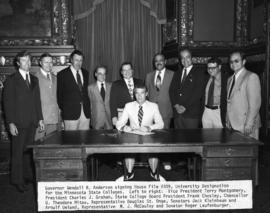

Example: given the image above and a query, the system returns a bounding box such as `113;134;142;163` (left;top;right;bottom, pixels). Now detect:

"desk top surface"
32;129;262;148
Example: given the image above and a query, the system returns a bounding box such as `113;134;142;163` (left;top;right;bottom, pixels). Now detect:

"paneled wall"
0;0;74;173
162;0;267;139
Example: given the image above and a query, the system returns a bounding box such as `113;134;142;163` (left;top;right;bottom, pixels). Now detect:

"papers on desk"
124;129;154;135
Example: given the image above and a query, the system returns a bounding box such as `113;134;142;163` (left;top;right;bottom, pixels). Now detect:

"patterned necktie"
138;105;143;126
181;68;187;83
156;71;162;91
100;83;105;101
127;79;134;99
228;75;235;98
207;77;215;106
76;70;83;91
25;73;30;88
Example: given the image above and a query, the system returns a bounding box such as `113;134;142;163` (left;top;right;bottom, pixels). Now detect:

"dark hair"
120;62;133;71
134;83;147;92
15;50;31;67
70;50;84;61
94;65;107;74
207;57;222;66
39;52;53;67
179;48;192;57
230;51;246;60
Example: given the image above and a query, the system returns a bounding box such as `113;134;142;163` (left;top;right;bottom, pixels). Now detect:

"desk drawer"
38;169;83;181
205;146;254;157
35;148;82;158
205;158;253;167
204;168;251;180
38;160;83;169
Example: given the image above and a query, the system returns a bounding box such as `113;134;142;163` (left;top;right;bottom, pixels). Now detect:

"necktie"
100;83;105;101
47;73;50;80
25;73;30;88
76;70;83;91
182;68;187;83
127;79;134;99
228;75;235;98
156;71;162;91
138;105;143;126
207;77;215;106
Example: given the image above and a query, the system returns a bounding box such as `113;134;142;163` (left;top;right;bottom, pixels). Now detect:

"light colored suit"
116;100;164;131
88;82;112;129
145;69;174;128
226;68;261;139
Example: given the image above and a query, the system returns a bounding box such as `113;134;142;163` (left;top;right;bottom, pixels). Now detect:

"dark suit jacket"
203;69;230;127
3;71;43;128
57;67;90;120
110;78;143;118
169;66;207;119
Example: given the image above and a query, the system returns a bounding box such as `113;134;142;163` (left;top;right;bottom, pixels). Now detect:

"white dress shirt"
19;69;31;83
154;68;166;85
181;65;193;81
70;65;84;84
97;81;106;91
116;100;164;131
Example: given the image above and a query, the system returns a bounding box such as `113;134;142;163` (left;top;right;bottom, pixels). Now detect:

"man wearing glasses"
227;51;261;139
88;66;112;129
202;57;230;128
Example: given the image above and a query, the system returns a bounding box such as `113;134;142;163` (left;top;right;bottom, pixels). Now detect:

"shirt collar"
97;81;105;87
19;68;30;79
124;78;134;85
184;65;193;72
40;68;50;78
234;67;244;80
71;65;81;73
156;68;166;74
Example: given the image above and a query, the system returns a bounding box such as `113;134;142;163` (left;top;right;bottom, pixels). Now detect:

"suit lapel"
94;83;103;102
105;82;110;101
230;69;247;98
15;72;31;90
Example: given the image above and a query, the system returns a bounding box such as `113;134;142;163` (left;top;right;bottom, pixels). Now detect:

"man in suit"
57;50;91;130
3;50;44;192
88;66;112;129
145;53;174;129
202;57;230;128
110;62;143;125
227;51;261;139
116;83;165;181
35;53;60;139
169;49;206;129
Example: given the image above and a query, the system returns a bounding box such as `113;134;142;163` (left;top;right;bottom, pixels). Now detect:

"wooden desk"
30;129;262;183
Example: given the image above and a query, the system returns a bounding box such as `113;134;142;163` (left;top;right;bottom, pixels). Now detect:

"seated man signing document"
116;83;165;181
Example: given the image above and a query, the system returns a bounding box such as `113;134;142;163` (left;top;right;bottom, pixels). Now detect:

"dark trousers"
174;114;199;129
11;125;36;185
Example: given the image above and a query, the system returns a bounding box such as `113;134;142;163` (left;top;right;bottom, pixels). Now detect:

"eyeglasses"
230;59;241;64
96;73;106;76
207;66;218;70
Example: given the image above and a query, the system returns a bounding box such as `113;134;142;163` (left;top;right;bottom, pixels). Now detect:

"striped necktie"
228;75;235;98
138;105;143;127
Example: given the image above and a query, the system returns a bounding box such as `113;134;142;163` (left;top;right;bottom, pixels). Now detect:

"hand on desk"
122;126;151;133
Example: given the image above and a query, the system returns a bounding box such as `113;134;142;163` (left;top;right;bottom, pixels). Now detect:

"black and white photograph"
0;0;269;212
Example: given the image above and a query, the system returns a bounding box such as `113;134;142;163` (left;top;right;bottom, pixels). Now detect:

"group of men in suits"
3;48;261;190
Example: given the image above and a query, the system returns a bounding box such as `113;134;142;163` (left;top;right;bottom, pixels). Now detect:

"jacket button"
179;94;182;96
